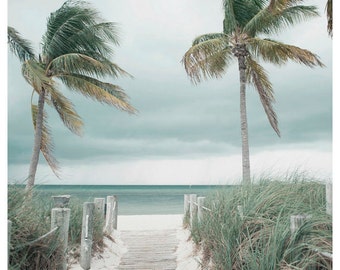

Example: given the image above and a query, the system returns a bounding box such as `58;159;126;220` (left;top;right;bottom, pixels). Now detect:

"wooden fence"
8;195;119;270
8;182;332;268
184;182;333;266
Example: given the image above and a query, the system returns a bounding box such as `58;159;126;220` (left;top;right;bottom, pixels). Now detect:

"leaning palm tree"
8;0;136;191
182;0;323;184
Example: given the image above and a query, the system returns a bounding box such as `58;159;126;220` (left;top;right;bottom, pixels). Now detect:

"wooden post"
326;183;332;215
94;198;105;220
290;215;309;234
237;205;244;220
52;195;70;208
290;214;314;268
184;194;190;216
8;220;11;268
51;207;71;270
112;195;118;230
105;196;114;235
80;202;95;270
190;194;197;227
197;197;205;223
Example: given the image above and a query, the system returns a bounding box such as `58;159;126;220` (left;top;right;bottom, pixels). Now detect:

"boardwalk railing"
8;194;119;270
184;182;333;263
184;183;332;225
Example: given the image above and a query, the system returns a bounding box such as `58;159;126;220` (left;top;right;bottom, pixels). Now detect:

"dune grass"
189;173;332;269
8;185;105;269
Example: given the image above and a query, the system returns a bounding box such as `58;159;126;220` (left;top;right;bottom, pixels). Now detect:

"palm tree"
182;0;324;184
8;0;136;191
326;0;332;37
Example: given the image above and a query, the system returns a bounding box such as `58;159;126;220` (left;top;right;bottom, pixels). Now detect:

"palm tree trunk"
26;88;45;191
238;55;251;185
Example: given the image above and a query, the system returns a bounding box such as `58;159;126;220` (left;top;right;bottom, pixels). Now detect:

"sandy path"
69;214;201;270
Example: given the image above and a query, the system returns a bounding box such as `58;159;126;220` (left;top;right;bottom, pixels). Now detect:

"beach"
69;214;201;270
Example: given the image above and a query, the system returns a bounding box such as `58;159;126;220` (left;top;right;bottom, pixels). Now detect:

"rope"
12;226;58;250
314;249;332;259
201;206;212;212
186;196;333;260
188;201;212;212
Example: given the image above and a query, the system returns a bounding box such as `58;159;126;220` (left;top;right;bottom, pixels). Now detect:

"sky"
6;0;333;185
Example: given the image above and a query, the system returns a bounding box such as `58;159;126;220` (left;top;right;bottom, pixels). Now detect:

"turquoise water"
33;185;230;215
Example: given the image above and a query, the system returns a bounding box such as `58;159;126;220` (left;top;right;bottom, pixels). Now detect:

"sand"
69;214;201;270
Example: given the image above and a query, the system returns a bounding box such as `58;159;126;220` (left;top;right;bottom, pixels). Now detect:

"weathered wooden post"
290;214;314;268
94;198;105;220
112;195;118;230
184;194;190;216
105;196;114;235
80;202;95;270
237;205;244;220
51;205;71;270
94;198;105;229
52;195;70;208
197;197;205;223
290;214;310;234
8;220;11;267
326;183;332;215
190;194;197;227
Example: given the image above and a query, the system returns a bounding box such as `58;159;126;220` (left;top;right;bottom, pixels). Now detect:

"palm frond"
223;0;238;34
57;73;137;113
42;0;119;62
65;22;120;57
45;87;83;136
244;3;319;36
31;104;60;178
248;38;324;67
223;0;266;33
7;26;35;62
21;60;54;94
182;35;234;84
47;53;131;79
246;57;280;136
193;33;228;45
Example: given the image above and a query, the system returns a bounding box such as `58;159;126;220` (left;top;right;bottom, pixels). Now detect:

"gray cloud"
7;0;332;183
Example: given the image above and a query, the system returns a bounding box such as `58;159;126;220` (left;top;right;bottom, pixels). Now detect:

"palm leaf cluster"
183;0;323;137
8;0;136;184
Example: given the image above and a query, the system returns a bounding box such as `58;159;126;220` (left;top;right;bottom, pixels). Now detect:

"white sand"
118;214;184;230
69;214;201;270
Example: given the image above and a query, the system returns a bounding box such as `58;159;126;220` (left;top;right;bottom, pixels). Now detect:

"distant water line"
27;184;232;215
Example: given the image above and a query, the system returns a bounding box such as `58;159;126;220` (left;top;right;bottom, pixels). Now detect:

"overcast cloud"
7;0;332;185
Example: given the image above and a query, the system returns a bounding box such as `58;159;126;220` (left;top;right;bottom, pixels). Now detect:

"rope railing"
27;226;59;246
12;226;59;251
9;194;119;270
201;205;212;212
184;188;333;264
314;249;332;259
189;201;212;212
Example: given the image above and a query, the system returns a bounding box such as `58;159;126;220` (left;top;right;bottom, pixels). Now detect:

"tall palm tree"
326;0;332;37
182;0;324;184
8;0;136;191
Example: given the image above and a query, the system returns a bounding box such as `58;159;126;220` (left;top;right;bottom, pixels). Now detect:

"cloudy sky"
7;0;332;185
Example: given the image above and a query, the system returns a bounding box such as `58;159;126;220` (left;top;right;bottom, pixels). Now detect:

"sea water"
33;185;230;215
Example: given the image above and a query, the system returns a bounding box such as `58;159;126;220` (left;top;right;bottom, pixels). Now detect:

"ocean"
33;185;230;215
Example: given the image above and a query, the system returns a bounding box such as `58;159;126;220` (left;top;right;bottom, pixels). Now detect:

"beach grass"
8;185;105;269
188;172;332;269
